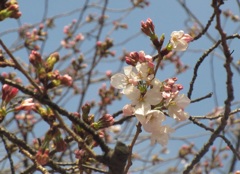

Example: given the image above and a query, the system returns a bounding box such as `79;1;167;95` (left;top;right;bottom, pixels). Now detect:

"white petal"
150;125;174;146
175;94;191;108
124;86;140;104
168;106;189;121
111;73;128;89
144;89;162;105
123;66;133;76
135;102;151;116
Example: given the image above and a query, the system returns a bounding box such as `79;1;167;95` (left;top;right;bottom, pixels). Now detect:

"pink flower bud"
92;114;114;130
105;70;112;77
75;33;84;41
146;18;155;34
212;146;216;152
122;104;134;116
125;52;139;66
141;18;155;36
96;41;102;47
2;84;18;104
60;74;73;86
63;26;70;34
35;149;49;165
29;50;42;67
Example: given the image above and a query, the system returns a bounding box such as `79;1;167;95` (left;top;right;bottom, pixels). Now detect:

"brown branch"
51;110;96;158
124;122;142;174
0;76;111;155
0;134;15;174
190;92;213;103
0;39;43;95
0;126;36;155
187;34;240;99
189;116;240;160
193;10;216;41
19;147;49;174
77;0;109;112
184;1;236;173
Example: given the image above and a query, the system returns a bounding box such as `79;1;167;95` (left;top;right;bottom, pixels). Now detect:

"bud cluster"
98;83;121;108
29;51;73;90
72;103;114;163
0;0;21;21
24;24;47;50
96;38;115;57
61;20;84;52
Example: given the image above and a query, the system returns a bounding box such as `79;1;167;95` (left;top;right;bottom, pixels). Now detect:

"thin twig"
0;39;43;95
0;134;15;174
187;34;240;99
0;77;110;155
184;1;235;172
124;122;142;174
190;92;213;103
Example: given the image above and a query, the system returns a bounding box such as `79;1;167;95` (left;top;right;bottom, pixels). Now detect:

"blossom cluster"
110;31;192;146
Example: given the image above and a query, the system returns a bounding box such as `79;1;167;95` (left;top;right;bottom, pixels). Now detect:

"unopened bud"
0;107;7;123
82;103;91;122
29;50;42;67
35;149;49;165
92;114;114;130
45;52;59;72
2;84;18;104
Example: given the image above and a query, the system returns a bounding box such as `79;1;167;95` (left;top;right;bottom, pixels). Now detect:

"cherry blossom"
124;85;162;114
170;30;193;51
135;109;165;132
135;62;154;81
150;125;175;146
110;65;139;94
110;50;191;146
167;94;191;121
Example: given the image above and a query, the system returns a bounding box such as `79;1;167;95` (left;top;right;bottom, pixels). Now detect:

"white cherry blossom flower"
135;109;165;132
150;125;175;146
124;86;163;115
136;62;154;81
110;65;139;94
170;30;193;51
167;94;191;121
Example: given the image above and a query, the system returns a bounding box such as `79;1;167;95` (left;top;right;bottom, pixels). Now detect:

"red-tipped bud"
92;114;114;130
59;74;72;86
125;51;139;66
29;50;42;67
2;84;18;104
141;18;155;37
82;103;91;122
35;149;49;165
